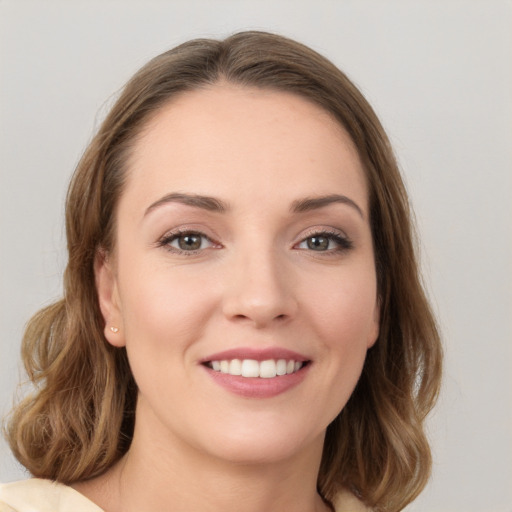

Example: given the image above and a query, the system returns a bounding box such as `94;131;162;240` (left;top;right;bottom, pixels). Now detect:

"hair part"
4;31;442;512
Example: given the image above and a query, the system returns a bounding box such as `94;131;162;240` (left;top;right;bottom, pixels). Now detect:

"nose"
221;248;298;328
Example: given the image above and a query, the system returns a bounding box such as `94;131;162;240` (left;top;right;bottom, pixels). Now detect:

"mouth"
200;348;311;398
203;358;309;378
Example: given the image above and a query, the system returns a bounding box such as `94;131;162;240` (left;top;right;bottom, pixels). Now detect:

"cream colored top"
0;479;370;511
0;479;103;512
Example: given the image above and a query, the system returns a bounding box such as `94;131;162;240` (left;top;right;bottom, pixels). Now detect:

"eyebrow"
144;192;364;219
145;193;229;216
291;194;364;218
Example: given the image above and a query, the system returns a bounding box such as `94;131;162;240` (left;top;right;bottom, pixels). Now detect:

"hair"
4;31;442;511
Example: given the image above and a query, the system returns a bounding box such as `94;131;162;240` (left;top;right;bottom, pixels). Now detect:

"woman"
0;31;442;512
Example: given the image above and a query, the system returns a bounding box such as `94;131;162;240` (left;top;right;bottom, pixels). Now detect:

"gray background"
1;1;511;510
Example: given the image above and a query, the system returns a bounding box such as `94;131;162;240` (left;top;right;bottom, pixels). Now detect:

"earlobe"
94;249;126;348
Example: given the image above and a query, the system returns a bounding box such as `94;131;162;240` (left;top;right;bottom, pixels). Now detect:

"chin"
196;418;326;466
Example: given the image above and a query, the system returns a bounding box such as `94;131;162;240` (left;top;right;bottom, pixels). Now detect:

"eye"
296;232;353;252
158;231;216;253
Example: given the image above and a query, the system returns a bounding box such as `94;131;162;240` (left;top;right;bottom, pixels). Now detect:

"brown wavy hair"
5;31;442;511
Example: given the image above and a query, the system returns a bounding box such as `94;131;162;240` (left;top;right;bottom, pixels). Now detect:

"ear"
95;249;126;347
367;297;380;349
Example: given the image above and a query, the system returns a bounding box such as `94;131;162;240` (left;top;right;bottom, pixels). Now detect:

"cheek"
304;266;378;394
117;265;221;406
306;269;378;345
117;262;219;353
290;268;377;428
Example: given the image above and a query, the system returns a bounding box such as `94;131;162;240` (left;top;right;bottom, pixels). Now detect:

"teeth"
241;359;259;377
259;360;276;379
229;359;242;375
276;359;287;376
208;358;305;378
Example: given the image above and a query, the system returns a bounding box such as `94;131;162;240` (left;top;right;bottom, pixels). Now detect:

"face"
96;85;379;465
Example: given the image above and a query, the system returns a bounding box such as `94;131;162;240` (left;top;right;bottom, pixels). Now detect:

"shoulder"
333;488;372;512
1;479;370;512
0;479;104;512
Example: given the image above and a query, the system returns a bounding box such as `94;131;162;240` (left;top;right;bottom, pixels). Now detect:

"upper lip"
200;347;310;363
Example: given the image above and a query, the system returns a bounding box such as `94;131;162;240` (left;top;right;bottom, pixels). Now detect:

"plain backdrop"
1;1;511;511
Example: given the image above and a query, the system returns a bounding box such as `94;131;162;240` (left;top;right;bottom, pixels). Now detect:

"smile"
200;348;311;398
206;359;305;378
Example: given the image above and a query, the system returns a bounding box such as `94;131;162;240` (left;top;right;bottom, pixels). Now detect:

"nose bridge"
222;237;297;327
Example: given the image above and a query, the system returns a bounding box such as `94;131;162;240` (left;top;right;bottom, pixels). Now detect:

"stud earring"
110;326;119;333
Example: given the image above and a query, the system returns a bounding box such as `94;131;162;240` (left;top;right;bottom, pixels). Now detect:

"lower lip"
203;364;310;398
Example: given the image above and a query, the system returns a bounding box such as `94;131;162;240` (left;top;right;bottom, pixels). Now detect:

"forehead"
123;84;368;212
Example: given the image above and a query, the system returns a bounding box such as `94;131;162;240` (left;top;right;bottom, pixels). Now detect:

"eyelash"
156;229;353;255
296;230;353;254
157;229;218;255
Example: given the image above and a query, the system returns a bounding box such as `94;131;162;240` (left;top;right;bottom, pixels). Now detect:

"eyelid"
155;225;353;255
298;225;349;240
293;227;353;252
156;227;222;254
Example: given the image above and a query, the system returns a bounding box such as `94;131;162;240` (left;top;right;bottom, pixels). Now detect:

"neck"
78;405;330;512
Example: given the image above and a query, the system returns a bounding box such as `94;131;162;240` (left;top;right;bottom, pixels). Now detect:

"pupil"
307;236;328;251
179;234;201;250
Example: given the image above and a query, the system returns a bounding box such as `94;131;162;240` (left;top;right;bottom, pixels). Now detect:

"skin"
77;84;379;512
